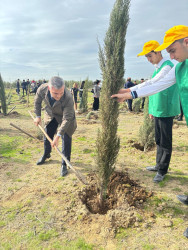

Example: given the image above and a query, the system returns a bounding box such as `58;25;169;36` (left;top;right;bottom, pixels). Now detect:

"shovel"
28;111;88;185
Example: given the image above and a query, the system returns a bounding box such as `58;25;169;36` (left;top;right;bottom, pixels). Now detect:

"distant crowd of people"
16;79;47;96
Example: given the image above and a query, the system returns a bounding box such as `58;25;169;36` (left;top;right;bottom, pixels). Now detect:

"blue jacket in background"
124;80;135;89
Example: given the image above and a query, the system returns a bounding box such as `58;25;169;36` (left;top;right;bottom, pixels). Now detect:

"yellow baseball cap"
155;25;188;52
137;40;160;57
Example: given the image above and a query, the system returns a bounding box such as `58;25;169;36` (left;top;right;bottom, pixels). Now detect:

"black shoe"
36;153;51;165
177;195;188;205
146;165;159;171
177;116;183;121
153;173;165;183
61;164;68;177
183;228;188;238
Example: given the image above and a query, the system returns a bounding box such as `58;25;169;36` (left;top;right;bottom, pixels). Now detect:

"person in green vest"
111;25;188;124
111;24;188;238
133;40;180;183
151;24;188;240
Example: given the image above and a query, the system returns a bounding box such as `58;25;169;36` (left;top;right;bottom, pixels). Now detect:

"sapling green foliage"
139;97;155;151
96;0;130;203
133;98;142;113
79;77;89;112
7;85;12;105
0;74;7;115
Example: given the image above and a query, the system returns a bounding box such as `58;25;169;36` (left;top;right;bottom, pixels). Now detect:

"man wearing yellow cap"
126;40;180;182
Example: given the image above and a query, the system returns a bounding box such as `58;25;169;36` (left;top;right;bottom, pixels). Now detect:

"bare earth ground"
0;93;188;250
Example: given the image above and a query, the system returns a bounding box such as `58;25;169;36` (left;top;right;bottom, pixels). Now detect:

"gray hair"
48;76;65;89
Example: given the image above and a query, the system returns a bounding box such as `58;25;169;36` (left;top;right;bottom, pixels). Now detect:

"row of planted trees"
0;74;7;115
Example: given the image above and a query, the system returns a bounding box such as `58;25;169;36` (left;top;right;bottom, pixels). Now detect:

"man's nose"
170;53;175;59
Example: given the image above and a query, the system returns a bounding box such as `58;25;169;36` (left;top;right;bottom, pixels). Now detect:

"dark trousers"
142;97;145;109
127;99;133;111
93;97;99;110
155;117;173;175
22;87;27;96
44;118;72;166
180;102;184;119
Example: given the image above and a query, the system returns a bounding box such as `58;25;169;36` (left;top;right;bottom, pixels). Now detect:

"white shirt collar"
154;58;165;69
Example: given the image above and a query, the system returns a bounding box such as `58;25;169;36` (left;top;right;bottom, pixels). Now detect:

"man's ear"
184;37;188;47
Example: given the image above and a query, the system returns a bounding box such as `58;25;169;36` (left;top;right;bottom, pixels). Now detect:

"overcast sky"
0;0;187;83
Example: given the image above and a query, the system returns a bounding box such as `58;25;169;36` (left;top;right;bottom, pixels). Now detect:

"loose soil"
79;171;152;215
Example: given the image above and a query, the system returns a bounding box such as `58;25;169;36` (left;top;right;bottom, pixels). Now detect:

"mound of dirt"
83;119;98;124
78;172;153;230
132;142;144;151
8;111;20;117
86;111;99;120
79;171;152;214
127;139;155;151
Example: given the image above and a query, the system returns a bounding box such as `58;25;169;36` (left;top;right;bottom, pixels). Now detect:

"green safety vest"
149;60;180;117
175;59;188;125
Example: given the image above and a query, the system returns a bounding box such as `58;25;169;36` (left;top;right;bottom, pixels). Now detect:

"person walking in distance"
92;80;101;111
16;79;20;95
71;83;79;111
